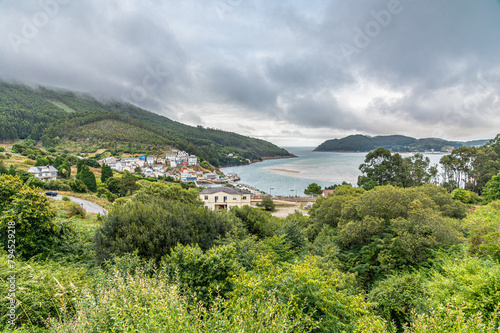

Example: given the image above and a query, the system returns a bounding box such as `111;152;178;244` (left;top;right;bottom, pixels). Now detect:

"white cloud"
1;0;500;146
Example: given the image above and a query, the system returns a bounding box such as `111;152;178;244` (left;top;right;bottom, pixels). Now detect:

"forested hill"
314;134;488;152
0;81;291;166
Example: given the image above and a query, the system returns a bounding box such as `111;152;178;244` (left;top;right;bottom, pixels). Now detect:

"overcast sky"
1;0;500;146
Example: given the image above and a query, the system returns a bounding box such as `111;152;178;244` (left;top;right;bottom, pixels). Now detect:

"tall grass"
48;268;313;332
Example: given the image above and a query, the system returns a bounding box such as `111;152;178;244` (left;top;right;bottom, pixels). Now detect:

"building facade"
199;187;252;210
27;166;58;181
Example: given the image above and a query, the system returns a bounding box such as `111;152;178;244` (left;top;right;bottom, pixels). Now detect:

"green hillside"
0;81;291;166
314;134;488;152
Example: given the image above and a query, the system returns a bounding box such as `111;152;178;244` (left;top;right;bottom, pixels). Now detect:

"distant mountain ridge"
0;81;292;166
314;134;488;152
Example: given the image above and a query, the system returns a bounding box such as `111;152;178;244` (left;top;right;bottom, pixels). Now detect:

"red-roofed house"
322;189;334;197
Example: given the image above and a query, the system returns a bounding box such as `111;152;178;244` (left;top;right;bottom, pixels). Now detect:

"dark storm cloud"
1;0;500;143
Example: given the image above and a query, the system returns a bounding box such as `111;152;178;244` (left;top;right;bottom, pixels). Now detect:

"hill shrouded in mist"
0;81;291;166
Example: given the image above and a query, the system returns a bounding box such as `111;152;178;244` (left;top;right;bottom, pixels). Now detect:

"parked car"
44;191;58;197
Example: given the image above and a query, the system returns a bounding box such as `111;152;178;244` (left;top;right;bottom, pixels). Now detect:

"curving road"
52;194;108;216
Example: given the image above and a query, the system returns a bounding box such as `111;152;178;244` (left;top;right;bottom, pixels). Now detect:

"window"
233;196;237;201
215;196;218;202
242;196;247;200
204;196;208;200
223;196;227;202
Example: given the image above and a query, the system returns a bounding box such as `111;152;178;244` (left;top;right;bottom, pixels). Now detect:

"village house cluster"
97;150;204;180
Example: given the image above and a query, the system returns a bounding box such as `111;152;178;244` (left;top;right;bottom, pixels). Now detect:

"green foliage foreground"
3;172;500;332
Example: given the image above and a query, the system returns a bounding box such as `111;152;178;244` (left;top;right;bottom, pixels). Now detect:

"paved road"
52;194;108;216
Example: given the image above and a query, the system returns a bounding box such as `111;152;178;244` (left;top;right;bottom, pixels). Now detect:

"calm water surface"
220;147;444;196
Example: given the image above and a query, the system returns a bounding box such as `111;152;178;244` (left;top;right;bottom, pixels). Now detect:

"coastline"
261;154;298;160
314;150;448;154
219;154;297;169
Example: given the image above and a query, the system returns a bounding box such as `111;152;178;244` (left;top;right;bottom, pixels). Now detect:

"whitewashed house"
204;173;219;180
146;156;157;166
188;155;198;166
27;166;58;182
165;153;176;161
108;162;123;171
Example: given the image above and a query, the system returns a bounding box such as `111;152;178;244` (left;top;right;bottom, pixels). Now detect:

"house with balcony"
199;187;252;210
27;166;58;182
188;155;198;166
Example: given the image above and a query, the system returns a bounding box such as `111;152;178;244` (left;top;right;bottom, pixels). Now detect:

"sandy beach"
269;168;301;174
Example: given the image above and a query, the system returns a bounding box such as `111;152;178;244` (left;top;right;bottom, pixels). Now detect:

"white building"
165;153;176;161
188;155;198;166
146;155;157;166
181;173;197;182
108;162;123;171
204;173;219;180
199;187;252;210
27;166;58;182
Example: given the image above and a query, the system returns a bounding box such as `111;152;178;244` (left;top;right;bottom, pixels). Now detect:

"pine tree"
101;164;113;183
77;164;97;192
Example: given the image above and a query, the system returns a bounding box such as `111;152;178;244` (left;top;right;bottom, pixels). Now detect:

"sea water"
219;147;445;197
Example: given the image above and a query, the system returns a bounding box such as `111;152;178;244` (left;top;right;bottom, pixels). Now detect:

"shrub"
406;305;500;333
426;255;500;317
483;171;500;204
465;201;500;260
97;187;116;202
230;205;279;238
47;268;311;333
0;251;86;328
69;179;87;193
66;201;86;218
162;243;243;303
231;256;376;332
26;176;45;189
451;188;481;204
315;185;466;286
94;199;244;263
368;272;429;328
44;179;71;191
62;195;70;201
0;175;59;259
257;196;276;211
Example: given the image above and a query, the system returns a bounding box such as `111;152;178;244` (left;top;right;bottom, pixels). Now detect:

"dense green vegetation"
0;81;291;166
3;117;500;331
3;167;500;332
353;135;500;197
315;134;487;152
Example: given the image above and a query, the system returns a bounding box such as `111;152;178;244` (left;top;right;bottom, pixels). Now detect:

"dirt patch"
268;168;301;174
